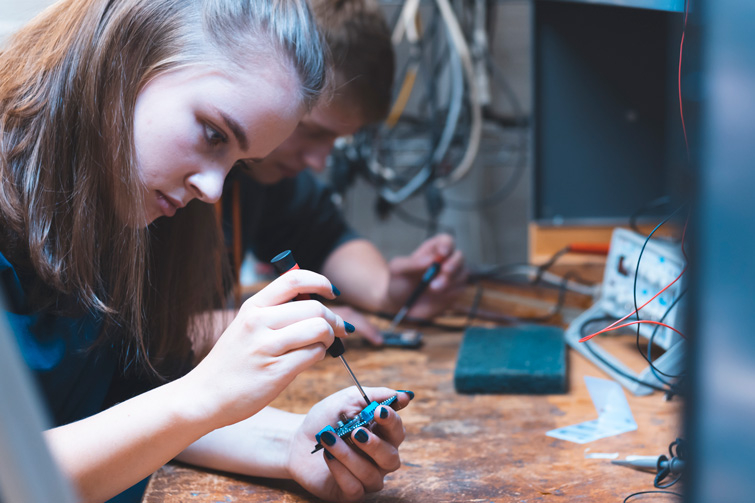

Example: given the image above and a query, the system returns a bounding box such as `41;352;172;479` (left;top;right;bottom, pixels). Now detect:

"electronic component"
564;228;686;395
312;395;398;453
381;329;423;349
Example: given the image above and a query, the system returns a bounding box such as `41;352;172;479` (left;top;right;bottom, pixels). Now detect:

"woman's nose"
186;169;226;204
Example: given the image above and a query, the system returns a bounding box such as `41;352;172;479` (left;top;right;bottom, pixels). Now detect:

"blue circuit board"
312;395;398;453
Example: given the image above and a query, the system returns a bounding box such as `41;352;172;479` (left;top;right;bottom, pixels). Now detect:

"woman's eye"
203;123;227;146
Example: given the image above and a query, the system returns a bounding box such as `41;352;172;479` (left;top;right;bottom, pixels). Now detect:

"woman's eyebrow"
219;110;248;151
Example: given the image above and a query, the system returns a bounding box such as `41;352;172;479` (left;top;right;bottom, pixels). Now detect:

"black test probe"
386;260;442;334
271;250;371;406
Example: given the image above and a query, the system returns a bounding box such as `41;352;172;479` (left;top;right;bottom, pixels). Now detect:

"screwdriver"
271;250;371;406
386;260;442;334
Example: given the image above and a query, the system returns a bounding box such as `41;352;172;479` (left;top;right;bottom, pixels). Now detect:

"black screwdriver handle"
271;250;345;358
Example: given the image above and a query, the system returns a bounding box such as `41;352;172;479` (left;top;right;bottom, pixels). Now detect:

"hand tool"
271;250;371;406
386;259;442;334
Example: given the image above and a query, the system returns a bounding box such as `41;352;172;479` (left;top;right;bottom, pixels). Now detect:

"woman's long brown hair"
0;0;326;380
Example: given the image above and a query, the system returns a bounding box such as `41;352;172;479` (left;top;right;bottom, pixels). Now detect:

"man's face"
242;98;365;185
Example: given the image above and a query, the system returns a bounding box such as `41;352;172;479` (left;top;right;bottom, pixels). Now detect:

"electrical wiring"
472;264;594;293
623;490;682;503
678;0;690;160
433;0;482;187
470;262;599;297
361;0;483;205
443;55;528;210
368;13;466;205
464;281;485;327
580;317;676;395
629;196;673;235
654;438;686;489
599;320;686;340
460;269;581;326
579;207;687;343
631;216;689;371
648;289;687;381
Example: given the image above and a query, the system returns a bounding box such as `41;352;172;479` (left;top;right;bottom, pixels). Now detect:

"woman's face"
134;63;304;224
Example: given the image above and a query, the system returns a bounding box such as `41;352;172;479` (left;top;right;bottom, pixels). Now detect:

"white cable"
432;0;483;187
392;0;422;46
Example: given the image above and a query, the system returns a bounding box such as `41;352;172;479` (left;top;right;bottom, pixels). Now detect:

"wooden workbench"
142;278;683;502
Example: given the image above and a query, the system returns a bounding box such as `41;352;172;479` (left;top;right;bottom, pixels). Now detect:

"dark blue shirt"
0;251;149;502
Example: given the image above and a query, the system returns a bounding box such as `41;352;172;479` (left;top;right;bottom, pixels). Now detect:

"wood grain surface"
143;280;683;502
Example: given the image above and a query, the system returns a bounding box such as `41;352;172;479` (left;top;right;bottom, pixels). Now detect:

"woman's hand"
287;387;413;502
185;269;350;429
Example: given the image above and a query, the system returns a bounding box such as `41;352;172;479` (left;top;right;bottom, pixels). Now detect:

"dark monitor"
533;0;686;225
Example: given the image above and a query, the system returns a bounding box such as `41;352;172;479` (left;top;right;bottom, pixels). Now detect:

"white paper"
546;376;637;444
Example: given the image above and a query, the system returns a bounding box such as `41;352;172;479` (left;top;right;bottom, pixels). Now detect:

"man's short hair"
310;0;395;124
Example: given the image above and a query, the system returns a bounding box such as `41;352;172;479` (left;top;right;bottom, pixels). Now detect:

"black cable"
632;205;687;376
464;281;484;328
623;490;682;502
629;196;673;234
467;244;595;290
373;310;465;332
653;437;686;489
647;289;687;383
465;269;577;325
533;246;570;284
580;316;676;395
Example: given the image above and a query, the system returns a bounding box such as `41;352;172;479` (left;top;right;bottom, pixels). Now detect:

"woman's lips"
156;191;178;217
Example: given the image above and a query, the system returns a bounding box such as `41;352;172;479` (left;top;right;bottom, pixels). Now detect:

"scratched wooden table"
143;277;683;502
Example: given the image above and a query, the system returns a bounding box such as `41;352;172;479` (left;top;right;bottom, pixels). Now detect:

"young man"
222;0;467;343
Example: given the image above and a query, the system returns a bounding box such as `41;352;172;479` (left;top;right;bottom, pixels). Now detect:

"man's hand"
330;305;384;345
384;234;467;319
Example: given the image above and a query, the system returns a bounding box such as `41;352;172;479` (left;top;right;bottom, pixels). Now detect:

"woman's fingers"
352;426;401;473
271;317;337;356
240;299;346;333
247;269;338;308
370;404;406;449
320;430;385;494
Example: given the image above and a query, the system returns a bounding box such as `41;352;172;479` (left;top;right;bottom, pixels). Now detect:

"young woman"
0;1;411;502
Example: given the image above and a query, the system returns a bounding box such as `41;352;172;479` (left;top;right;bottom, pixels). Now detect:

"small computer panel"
564;227;686;396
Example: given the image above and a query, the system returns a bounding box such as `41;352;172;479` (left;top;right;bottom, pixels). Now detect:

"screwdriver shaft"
339;355;371;406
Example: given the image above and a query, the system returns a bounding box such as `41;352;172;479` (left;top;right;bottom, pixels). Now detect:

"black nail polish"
332;284;341;296
344;321;355;333
397;390;415;400
379;407;389;419
321;431;336;446
324;449;335;460
354;429;369;443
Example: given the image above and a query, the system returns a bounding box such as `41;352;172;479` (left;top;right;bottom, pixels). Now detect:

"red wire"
580;3;692;345
582;319;687;341
579;219;689;343
678;0;690;160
